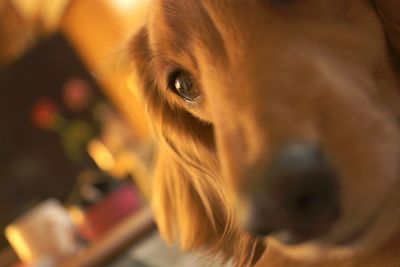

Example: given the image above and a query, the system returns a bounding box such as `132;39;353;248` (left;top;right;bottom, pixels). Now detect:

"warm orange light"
87;139;115;172
68;206;86;226
109;0;142;13
5;226;33;263
11;0;70;31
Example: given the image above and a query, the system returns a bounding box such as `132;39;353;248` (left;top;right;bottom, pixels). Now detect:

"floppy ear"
375;0;400;57
129;27;263;266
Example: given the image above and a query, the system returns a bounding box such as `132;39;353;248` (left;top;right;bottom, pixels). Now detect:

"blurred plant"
61;119;95;162
62;78;93;112
30;92;96;162
29;77;152;198
30;97;63;130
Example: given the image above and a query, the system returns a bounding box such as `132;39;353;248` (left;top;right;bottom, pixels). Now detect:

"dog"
129;1;400;266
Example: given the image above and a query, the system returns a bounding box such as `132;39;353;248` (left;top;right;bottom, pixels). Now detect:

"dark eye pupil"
175;74;192;94
170;70;200;101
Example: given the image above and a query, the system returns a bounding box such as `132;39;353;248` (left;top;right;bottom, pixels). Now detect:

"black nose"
245;143;340;244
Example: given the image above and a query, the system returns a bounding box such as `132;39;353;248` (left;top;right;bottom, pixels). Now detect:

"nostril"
243;193;277;237
242;143;340;241
265;143;339;238
284;173;339;220
294;193;320;215
247;221;274;237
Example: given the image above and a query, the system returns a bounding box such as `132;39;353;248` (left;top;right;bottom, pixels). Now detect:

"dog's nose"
245;143;340;244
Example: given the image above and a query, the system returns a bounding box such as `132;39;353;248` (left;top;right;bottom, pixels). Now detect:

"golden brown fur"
129;1;400;266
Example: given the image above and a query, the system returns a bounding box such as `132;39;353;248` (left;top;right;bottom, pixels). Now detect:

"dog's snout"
245;143;340;243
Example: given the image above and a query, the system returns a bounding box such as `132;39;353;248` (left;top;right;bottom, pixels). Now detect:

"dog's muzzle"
243;143;340;245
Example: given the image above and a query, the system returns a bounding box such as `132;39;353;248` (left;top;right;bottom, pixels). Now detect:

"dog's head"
130;0;400;265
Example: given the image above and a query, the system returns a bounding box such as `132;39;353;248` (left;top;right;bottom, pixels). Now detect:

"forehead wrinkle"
151;0;228;69
195;1;229;67
156;0;197;56
143;0;198;82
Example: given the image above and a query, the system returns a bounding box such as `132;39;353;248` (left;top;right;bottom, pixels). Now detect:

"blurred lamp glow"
110;0;141;12
5;226;33;263
88;139;115;172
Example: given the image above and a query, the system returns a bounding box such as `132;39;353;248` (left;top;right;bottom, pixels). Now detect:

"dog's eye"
168;70;200;102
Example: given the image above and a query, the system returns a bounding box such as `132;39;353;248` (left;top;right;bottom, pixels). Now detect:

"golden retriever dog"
129;1;400;266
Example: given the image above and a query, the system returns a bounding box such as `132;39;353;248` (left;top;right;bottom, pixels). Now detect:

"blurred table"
60;207;155;267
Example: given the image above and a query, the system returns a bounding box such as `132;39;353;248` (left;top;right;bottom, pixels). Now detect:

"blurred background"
0;0;209;266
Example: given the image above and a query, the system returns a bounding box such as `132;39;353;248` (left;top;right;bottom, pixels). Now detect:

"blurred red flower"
30;97;59;129
63;78;92;112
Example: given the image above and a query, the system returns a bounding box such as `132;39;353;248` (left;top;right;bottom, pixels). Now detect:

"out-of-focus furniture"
58;3;158;264
1;2;157;266
60;0;152;141
2;0;152;139
5;200;78;265
60;207;155;267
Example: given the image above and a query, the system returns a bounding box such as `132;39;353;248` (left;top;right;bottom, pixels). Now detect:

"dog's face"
131;0;400;263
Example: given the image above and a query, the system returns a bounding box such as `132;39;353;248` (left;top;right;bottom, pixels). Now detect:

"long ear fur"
375;0;400;57
129;27;264;266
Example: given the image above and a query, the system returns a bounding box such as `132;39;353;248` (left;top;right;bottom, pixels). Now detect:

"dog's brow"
161;0;193;54
160;0;228;66
196;1;229;64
